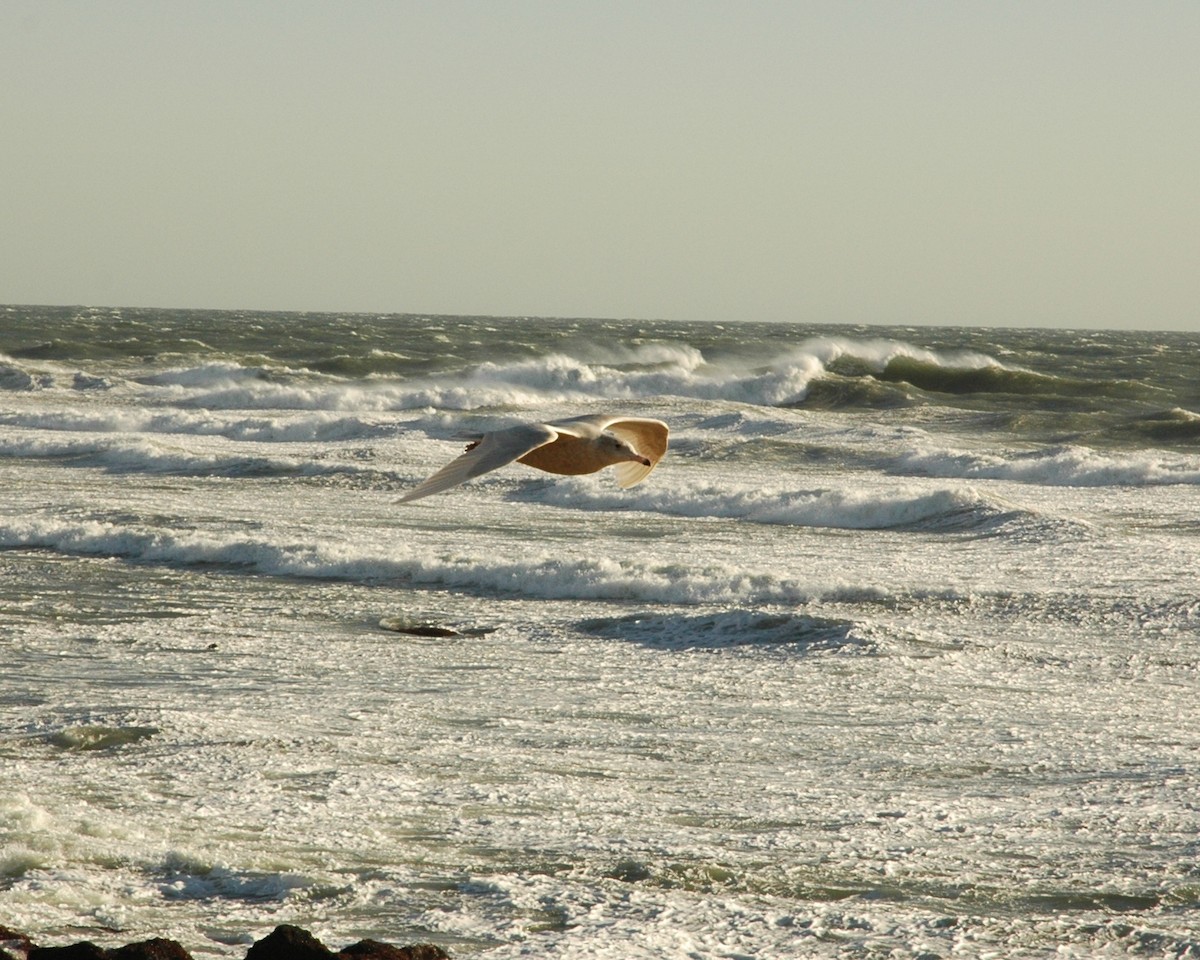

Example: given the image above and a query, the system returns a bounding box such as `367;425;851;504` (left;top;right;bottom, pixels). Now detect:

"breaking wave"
894;443;1200;487
0;515;828;605
529;477;1073;536
0;328;1174;424
0;408;396;444
0;434;378;479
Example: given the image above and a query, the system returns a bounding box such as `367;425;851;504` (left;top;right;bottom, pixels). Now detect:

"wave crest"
895;443;1200;487
529;477;1065;536
0;515;829;605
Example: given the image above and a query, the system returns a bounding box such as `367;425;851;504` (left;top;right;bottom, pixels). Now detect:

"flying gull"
397;414;668;503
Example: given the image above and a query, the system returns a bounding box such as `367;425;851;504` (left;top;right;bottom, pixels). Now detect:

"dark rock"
0;926;448;960
377;618;460;637
377;617;494;639
28;944;106;960
338;941;451;960
107;939;193;960
0;925;34;960
244;925;336;960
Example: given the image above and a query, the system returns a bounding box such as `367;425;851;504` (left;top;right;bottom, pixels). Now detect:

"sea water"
2;306;1198;957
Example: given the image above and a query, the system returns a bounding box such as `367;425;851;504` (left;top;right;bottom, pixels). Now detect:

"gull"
397;414;668;503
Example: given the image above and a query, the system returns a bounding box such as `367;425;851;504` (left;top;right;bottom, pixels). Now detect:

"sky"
2;1;1197;330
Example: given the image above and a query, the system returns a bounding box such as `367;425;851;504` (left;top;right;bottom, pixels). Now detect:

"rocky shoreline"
0;924;450;960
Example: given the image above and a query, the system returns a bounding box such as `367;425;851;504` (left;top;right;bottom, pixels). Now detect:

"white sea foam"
0;515;828;605
2;334;1012;415
0;408;394;443
6;312;1200;959
118;346;821;411
787;335;1002;373
532;476;1028;532
0;434;375;478
896;443;1200;486
143;367;408;412
463;351;822;407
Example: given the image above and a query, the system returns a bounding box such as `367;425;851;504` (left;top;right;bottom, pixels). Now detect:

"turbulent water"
2;304;1199;958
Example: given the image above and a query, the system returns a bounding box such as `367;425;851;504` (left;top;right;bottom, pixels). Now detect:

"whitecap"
0;407;395;444
529;476;1032;534
895;443;1200;487
0;515;824;605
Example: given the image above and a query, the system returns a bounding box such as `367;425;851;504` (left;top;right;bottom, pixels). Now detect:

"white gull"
397;414;668;503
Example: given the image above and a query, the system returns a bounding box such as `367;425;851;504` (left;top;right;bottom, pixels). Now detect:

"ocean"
2;304;1198;958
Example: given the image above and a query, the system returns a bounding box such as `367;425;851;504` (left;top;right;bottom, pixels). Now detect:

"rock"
377;618;460;637
27;943;106;960
0;925;34;960
107;940;193;960
378;617;495;638
338;941;451;960
244;925;336;960
0;927;446;960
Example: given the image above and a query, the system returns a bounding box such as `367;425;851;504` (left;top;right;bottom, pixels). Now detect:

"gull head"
601;432;652;467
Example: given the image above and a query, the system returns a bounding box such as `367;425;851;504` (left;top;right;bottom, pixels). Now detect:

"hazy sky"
3;1;1197;329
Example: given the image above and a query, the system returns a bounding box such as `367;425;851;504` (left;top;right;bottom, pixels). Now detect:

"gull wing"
397;422;557;503
606;417;669;487
551;414;669;488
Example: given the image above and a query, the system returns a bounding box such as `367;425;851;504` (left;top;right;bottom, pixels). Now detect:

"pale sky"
2;1;1197;329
